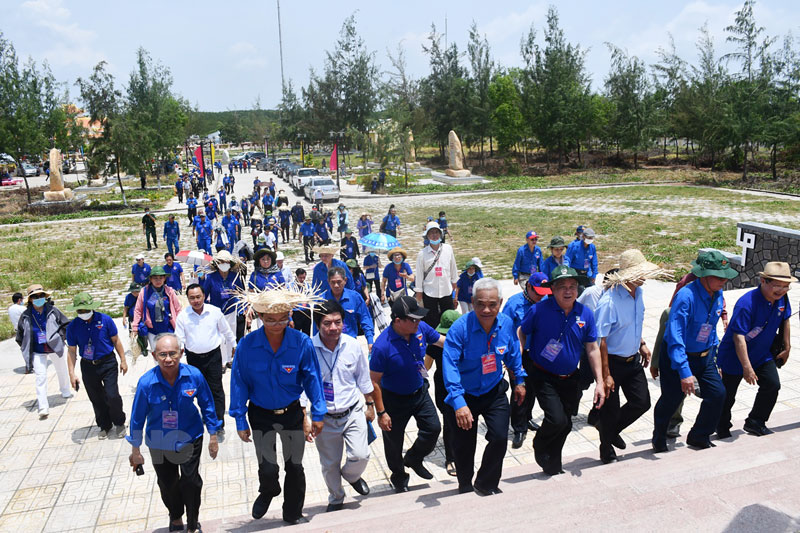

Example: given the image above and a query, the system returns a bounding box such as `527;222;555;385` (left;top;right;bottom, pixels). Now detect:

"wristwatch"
377;410;387;417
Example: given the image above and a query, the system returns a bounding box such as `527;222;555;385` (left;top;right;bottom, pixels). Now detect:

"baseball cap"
135;253;145;260
575;225;584;234
526;230;539;240
583;228;596;240
275;251;285;261
527;272;552;296
391;296;429;320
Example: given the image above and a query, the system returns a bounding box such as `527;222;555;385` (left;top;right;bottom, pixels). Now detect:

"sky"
3;0;799;112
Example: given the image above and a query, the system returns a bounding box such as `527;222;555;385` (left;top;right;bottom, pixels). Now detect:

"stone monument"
445;130;471;177
43;148;74;201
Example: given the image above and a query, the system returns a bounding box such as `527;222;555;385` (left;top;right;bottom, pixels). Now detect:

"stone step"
191;408;800;532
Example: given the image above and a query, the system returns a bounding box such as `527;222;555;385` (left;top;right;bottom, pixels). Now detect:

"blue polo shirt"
455;270;483;304
202;271;244;314
186;197;197;210
664;280;725;379
501;291;541;350
520;296;597;375
512;244;544;279
542;255;571;280
442;312;525;410
382;262;412;298
382;214;400;232
249;269;285;291
342;237;358;259
132;262;151;284
195;219;213;241
291;205;305;223
717;287;791;374
65;312;118;360
163;220;180;240
595;285;645;356
229;326;326;430
299;221;314;237
279;209;291;225
370;321;441;394
163;262;183;291
311;259;355;295
315;222;330;241
124;293;137;323
566;241;598;279
363;254;381;282
127;363;220;451
222;215;239;237
321;288;374;344
30;307;52;353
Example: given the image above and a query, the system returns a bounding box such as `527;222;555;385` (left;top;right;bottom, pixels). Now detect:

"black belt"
383;383;426;398
687;349;710;358
609;353;638;363
533;362;578;380
83;353;114;365
325;402;359;419
185;346;221;358
253;399;300;416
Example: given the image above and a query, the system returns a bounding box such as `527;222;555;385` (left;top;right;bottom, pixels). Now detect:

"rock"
43;189;75;201
444;169;473;177
49;148;65;191
447;130;470;175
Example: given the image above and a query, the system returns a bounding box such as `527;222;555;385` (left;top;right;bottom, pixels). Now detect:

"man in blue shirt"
312;246;355;295
566;227;598;285
320;267;374;349
291;201;305;240
443;278;526;495
369;296;444;493
716;262;794;439
64;292;128;439
652;250;736;452
240;196;250;225
502;272;550;448
163;214;181;257
230;286;326;525
175;177;184;203
519;266;605;475
193;211;213;254
221;210;240;252
163;253;185;293
512;230;544;285
279;206;291;244
381;207;400;237
594;250;665;464
132;254;151;285
128;333;220;533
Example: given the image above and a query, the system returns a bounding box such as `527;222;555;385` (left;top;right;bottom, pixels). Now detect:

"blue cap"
526;230;539;240
575;225;584;234
527;272;552;295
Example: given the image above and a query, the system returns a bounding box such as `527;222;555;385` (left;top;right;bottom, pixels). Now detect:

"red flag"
193;145;204;176
330;144;338;171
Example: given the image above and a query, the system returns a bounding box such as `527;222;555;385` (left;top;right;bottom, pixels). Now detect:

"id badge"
395;278;402;289
84;343;94;358
745;326;763;341
481;354;497;374
583;259;590;269
530;264;538;274
417;361;429;378
36;331;47;344
162;410;179;430
435;266;443;277
323;381;335;402
541;339;563;362
696;323;713;343
366;271;375;280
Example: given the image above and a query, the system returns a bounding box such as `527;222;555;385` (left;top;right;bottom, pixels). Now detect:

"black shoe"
491;487;503;494
586;408;600;427
188;523;201;533
666;424;681;439
326;503;343;512
686;435;715;449
601;450;618;464
612;434;627;450
403;457;433;480
512;431;525;449
527;419;540;431
716;427;732;439
458;484;474;494
743;421;771;436
473;484;496;497
392;475;410;493
652;439;669;453
349;477;370;495
283;516;308;525
169;522;184;532
251;493;272;519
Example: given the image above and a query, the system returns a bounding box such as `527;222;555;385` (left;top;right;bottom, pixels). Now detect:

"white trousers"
314;405;371;504
221;312;237;366
459;301;473;314
33;351;71;413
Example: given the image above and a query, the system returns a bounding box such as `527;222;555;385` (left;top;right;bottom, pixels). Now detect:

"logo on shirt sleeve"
779;305;786;313
496;346;507;355
183;388;196;397
576;318;586;329
282;365;296;374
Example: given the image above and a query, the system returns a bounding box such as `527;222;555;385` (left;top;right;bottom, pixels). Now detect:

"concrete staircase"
190;408;800;533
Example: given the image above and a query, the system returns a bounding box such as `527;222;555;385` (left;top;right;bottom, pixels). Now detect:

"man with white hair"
442;278;526;495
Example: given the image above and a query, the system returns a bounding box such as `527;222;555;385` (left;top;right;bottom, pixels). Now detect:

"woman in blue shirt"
542;236;570;280
346;259;369;301
454;258;484;313
249;249;285;291
381;247;414;304
363;250;381;296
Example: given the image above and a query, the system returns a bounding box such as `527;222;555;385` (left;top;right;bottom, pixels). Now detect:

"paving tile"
44;500;103;531
95;492;152;526
18;463;72;490
0;508;49;533
6;482;63;513
55;477;110;506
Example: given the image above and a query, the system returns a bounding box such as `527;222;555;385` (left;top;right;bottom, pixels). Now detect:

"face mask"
440;217;446;221
78;312;93;321
468;271;475;277
369;252;377;257
429;239;441;245
393;258;403;265
32;297;47;307
218;263;231;272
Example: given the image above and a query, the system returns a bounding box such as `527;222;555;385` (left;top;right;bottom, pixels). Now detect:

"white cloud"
228;41;268;69
481;2;548;44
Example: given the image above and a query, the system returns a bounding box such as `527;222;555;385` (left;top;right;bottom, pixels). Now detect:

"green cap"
128;282;142;292
436;309;461;334
690;250;738;280
149;266;167;277
64;292;102;312
548;236;566;248
345;259;358;268
544;265;589;288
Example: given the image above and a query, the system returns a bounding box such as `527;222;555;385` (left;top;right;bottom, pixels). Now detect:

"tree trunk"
634;150;638;170
771;143;777;180
116;154;128;207
742;142;749;182
675;138;679;160
663;138;667;160
489;137;494;157
577;142;582;166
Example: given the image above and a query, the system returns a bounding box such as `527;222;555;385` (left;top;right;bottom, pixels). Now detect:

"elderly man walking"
415;221;458;331
443;278;526;495
512;230;544;285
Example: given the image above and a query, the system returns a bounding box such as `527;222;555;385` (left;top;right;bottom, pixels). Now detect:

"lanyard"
486;330;498;354
320;342;343;380
31;310;46;332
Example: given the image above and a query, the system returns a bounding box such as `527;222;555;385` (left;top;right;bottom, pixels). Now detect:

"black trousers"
303;236;315;261
429;345;455;463
186;346;225;428
292;308;312;336
187;207;196;225
176;187;183;203
281;223;290;243
81;355;125;431
247;401;306;521
145;227;157;248
366;277;380;295
599;355;651;458
510;352;537;433
422;293;454;332
381;381;441;484
531;366;579;473
446;379;510;492
719;359;781;431
151;437;204;530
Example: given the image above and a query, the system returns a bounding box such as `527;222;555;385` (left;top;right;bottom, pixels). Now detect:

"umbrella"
359;232;399;251
175;250;213;267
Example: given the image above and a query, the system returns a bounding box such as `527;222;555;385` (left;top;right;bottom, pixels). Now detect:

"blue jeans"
197;239;212;255
653;348;725;445
166;237;179;257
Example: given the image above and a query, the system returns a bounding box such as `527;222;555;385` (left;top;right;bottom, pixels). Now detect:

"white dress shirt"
312;333;373;414
415;243;459;298
280;266;293;285
8;303;25;330
175;303;236;354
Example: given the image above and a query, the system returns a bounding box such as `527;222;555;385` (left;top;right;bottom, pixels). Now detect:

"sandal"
446;461;457;477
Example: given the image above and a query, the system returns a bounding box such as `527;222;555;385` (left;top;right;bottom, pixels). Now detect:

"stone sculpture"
445;130;471;177
43;148;74;201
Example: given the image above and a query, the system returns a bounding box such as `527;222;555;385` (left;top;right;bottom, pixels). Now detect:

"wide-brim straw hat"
604;249;672;289
232;282;322;314
758;261;798;283
387;247;407;260
26;284;52;302
209;249;246;274
314;245;341;256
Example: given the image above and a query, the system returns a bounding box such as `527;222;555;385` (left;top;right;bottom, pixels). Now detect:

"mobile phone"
75;382;80;392
135;464;144;476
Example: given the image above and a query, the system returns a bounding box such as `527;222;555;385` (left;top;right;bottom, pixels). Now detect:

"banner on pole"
330;144;338;171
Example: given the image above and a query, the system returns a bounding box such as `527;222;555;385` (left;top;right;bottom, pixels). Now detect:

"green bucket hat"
64;292;102;312
345;259;358;268
690;250;738;280
149;265;167;277
436;309;461;334
544;265;589;288
128;282;142;292
548;236;566;248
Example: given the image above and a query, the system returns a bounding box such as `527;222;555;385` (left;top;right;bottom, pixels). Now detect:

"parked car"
17;162;40;177
245;151;266;161
255;157;275;171
292;167;320;192
304;177;340;203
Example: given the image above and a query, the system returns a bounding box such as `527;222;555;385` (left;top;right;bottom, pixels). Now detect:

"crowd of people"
9;165;796;531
